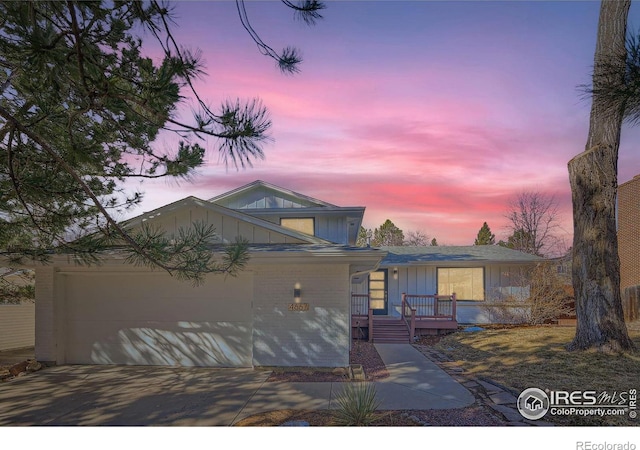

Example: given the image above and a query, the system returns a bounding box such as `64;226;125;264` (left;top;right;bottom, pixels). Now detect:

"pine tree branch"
0;104;189;275
1;104;248;280
281;1;326;25
235;0;304;74
67;1;91;96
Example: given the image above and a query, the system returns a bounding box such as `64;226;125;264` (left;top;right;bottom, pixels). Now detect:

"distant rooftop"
379;245;543;265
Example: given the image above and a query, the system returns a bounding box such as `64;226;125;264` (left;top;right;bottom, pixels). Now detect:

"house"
32;180;543;368
34;181;383;368
350;245;543;333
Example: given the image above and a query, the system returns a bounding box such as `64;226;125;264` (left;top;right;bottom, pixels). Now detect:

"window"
437;267;485;301
280;218;315;236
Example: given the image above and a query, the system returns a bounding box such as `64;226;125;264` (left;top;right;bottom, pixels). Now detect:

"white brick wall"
252;263;350;367
35;266;56;362
0;303;35;351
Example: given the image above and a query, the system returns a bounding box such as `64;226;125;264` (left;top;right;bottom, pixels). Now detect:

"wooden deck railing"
401;293;457;341
352;292;457;342
402;293;457;319
351;293;374;342
351;294;370;316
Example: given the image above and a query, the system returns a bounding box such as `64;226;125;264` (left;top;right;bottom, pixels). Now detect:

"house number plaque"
288;303;310;311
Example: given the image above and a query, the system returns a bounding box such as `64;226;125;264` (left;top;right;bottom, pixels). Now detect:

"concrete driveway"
0;365;279;426
0;344;474;426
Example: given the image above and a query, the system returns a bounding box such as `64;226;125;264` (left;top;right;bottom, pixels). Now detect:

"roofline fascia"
42;248;386;267
378;259;544;267
237;206;366;214
208;180;339;208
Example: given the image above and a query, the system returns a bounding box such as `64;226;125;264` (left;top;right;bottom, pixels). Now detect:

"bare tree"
568;0;634;352
502;191;560;257
404;230;430;246
356;226;372;247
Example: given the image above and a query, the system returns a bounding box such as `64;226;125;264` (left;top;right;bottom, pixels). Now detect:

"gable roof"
123;196;333;245
379;245;544;265
209;180;339;210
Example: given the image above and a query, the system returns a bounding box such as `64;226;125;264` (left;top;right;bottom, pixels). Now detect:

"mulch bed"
265;340;389;382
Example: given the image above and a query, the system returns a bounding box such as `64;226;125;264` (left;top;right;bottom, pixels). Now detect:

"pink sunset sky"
128;1;640;248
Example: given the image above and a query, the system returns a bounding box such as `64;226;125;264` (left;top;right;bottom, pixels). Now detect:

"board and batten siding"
215;189;314;210
351;264;534;324
316;216;348;245
0;303;35;351
351;265;437;316
134;205;305;244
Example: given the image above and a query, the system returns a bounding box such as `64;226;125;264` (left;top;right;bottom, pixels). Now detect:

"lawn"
431;322;640;426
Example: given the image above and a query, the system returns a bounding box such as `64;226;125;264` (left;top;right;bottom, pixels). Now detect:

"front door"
369;269;388;315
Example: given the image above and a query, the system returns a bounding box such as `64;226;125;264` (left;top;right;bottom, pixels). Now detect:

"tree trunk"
568;0;634;352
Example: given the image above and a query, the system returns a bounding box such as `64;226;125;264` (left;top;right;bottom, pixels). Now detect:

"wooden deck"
351;293;458;342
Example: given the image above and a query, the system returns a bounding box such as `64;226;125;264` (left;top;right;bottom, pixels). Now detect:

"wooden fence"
623;285;639;322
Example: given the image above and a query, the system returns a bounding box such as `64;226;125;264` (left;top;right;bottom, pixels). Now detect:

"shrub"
334;382;381;426
483;262;573;325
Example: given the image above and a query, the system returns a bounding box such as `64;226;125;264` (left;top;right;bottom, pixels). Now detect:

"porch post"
349;292;353;351
368;305;374;343
452;293;457;321
410;309;416;342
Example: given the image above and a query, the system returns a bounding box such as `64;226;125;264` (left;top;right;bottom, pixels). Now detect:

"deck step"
371;319;410;343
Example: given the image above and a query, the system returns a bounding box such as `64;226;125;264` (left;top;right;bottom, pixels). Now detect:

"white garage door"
63;271;253;367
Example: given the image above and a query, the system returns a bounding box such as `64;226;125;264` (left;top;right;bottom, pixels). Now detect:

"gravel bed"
407;405;507;426
266;340;389;382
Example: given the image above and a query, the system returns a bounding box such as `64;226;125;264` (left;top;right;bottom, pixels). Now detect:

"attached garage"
42;268;253;367
34;247;383;368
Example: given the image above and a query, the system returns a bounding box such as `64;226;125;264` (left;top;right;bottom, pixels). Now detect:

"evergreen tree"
498;229;536;254
474;222;495;245
371;219;404;246
0;1;324;283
